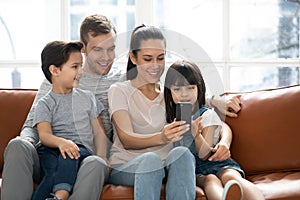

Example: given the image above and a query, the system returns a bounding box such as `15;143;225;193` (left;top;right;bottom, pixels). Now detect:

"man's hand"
212;95;241;118
17;136;34;145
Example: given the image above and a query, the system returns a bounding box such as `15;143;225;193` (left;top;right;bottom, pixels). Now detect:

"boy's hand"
58;139;80;159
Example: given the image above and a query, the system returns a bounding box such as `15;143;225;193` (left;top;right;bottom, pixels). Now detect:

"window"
0;0;135;88
1;0;299;92
153;0;300;92
229;0;300;92
0;0;61;88
69;0;135;40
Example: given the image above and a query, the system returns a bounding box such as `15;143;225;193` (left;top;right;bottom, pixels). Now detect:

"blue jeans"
108;146;196;200
31;144;90;200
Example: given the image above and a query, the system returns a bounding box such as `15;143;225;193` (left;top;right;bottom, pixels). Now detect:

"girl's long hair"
164;60;206;123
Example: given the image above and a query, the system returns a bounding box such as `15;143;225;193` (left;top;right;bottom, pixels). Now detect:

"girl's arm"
208;122;232;161
91;116;108;161
219;122;232;147
112;109;189;150
37;122;80;159
192;117;218;160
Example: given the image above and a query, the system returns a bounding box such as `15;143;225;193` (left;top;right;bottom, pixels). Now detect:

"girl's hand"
161;119;190;143
58;139;80;159
191;116;203;138
208;142;230;161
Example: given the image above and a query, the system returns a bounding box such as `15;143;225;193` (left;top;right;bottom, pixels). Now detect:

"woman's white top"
108;80;173;165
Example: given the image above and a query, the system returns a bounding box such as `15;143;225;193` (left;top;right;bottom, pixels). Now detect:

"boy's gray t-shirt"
33;88;104;154
22;66;124;145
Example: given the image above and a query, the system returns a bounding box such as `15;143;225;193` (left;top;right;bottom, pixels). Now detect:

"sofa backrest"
225;85;300;175
1;86;300;176
0;89;37;172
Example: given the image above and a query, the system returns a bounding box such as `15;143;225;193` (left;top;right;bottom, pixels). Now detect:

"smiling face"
130;39;166;84
52;51;83;93
83;31;116;75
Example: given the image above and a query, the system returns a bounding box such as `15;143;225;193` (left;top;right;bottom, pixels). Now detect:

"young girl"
164;60;265;200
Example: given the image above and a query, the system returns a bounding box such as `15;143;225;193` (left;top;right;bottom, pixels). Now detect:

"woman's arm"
112;109;189;150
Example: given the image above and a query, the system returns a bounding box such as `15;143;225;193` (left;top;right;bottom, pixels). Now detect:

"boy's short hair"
41;41;83;83
80;14;116;46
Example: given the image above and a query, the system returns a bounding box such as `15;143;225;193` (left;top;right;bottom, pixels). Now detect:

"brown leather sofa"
1;85;300;200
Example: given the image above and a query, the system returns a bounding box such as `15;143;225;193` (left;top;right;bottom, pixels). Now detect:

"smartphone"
175;102;193;147
176;102;192;126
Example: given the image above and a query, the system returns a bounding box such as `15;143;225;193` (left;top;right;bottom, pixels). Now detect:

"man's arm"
20;79;52;145
92;116;108;161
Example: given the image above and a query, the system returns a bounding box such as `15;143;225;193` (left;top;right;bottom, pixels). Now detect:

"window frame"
0;0;299;91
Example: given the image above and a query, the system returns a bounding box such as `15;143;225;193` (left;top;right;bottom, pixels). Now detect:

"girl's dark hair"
126;25;166;80
164;60;206;123
41;41;83;83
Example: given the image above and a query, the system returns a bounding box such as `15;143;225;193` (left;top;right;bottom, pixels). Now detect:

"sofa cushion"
225;85;300;175
247;171;300;200
100;184;207;200
0;89;37;172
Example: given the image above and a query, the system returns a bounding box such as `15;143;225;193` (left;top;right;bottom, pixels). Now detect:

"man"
1;14;121;200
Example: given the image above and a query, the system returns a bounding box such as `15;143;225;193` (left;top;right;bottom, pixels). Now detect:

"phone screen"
176;102;192;126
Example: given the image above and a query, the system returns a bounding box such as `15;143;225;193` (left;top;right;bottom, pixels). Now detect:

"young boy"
31;41;107;200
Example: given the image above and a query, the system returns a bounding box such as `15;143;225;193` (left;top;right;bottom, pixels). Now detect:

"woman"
107;25;233;200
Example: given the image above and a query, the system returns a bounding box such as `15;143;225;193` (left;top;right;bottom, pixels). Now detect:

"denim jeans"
108;146;196;200
31;144;90;200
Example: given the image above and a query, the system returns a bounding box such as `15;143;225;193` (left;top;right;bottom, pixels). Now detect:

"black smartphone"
176;102;192;126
